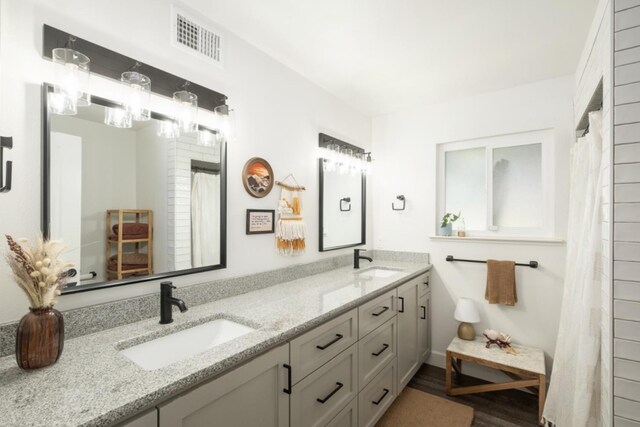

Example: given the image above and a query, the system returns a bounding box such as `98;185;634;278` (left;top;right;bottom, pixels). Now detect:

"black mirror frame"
318;134;366;252
42;83;227;294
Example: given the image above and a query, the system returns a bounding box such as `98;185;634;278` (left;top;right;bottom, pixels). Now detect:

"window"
437;129;554;237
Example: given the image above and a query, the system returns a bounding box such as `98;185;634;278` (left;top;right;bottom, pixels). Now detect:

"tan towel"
485;259;517;305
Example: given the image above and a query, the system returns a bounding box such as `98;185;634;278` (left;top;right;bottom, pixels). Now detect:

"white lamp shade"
454;298;480;323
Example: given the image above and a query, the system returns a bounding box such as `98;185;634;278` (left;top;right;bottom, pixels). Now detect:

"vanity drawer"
358;290;395;338
358;359;397;427
326;397;358;427
290;309;358;384
418;272;430;297
290;344;358;427
358;317;396;390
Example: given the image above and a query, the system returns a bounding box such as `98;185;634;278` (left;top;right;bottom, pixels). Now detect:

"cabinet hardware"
372;306;389;317
316;333;344;350
420;305;426;320
316;382;344;403
283;364;292;394
398;297;405;313
372;388;390;405
423;281;429;286
371;343;389;357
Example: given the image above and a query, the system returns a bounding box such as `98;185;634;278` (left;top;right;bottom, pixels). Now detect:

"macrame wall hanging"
275;174;307;256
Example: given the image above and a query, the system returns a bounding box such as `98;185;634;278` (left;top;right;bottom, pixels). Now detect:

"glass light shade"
104;107;132;129
48;91;77;115
157;120;180;139
121;71;151;121
52;48;91;107
454;298;480;323
214;105;236;141
173;90;198;133
197;129;217;147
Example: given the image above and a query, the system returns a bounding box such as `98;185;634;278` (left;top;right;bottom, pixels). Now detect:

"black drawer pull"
371;343;389;357
423;281;429;286
420;305;426;320
316;334;344;350
398;297;405;313
317;382;344;403
372;306;389;317
372;388;390;405
283;364;292;394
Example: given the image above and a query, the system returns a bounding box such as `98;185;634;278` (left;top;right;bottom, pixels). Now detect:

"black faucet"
354;249;373;269
160;281;188;324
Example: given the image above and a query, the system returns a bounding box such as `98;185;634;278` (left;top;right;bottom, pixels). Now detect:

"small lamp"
454;298;480;340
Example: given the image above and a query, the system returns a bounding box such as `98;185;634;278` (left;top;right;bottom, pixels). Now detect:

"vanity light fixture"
157;120;180;139
214;102;236;142
121;64;151;121
104;106;132;129
51;36;91;110
173;82;198;134
320;142;372;175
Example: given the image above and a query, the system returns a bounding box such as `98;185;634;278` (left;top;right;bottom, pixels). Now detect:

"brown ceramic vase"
15;307;64;370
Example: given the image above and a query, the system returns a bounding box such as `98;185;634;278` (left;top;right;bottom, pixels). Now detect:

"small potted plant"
4;234;74;369
440;212;460;236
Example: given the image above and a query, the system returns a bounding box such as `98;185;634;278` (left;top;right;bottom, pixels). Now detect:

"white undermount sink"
120;319;255;370
356;267;402;278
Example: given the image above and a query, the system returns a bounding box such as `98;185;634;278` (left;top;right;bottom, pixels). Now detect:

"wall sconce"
121;65;151;121
173;82;198;133
392;195;406;211
51;37;91;111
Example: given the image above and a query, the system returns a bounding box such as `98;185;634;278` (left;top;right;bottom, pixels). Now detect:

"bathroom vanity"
0;259;431;427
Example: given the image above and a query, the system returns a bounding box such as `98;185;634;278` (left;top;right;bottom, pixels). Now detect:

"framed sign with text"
246;209;275;235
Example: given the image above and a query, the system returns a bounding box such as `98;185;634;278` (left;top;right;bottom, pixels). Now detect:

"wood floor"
408;364;541;427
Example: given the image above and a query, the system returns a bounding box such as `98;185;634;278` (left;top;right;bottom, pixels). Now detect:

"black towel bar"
446;255;538;269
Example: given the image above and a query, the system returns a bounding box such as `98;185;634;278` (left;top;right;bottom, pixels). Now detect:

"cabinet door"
418;292;430;362
158;344;289;427
396;280;419;391
117;409;157;427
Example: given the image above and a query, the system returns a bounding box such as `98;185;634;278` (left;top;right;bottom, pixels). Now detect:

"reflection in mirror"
318;134;366;251
43;86;226;293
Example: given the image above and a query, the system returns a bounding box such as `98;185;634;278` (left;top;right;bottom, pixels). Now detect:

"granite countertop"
0;260;431;427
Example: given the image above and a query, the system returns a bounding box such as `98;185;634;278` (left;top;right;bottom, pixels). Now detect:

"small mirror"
42;84;227;293
318;133;366;251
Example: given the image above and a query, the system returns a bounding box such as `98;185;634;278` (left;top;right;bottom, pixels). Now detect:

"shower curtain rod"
446;255;538;268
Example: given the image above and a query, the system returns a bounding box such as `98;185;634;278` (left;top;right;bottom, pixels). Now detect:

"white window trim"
436;129;555;238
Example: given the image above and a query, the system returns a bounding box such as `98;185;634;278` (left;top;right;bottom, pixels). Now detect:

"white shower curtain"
191;172;220;267
543;110;603;427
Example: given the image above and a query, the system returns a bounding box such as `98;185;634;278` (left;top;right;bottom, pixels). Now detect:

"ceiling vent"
172;7;224;66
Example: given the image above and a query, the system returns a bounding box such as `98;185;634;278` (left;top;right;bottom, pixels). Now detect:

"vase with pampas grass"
5;234;74;369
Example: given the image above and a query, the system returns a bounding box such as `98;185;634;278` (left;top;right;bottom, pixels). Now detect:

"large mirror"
42;84;227;293
318;133;366;251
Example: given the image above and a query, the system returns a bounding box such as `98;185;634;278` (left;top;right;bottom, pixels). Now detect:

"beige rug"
376;387;474;427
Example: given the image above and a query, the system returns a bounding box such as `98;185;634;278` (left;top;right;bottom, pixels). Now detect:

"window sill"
428;235;565;245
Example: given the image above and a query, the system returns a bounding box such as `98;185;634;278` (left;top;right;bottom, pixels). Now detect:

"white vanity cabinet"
117;409;158;427
396;272;430;391
157;343;290;427
418;291;431;362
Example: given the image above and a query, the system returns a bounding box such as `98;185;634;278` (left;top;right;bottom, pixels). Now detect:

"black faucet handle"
161;281;176;290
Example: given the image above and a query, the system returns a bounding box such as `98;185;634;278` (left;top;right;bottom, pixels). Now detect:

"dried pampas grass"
5;234;74;308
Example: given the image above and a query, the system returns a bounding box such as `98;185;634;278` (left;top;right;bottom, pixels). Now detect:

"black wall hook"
0;136;13;193
340;197;351;212
392;195;405;211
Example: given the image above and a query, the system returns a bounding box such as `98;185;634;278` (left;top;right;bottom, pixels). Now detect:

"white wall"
0;0;371;324
372;76;574;381
51;115;138;283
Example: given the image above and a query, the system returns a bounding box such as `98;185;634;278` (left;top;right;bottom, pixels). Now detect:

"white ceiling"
186;0;599;115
